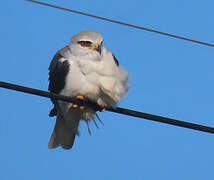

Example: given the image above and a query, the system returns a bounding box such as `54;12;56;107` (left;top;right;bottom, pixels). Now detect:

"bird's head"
69;30;104;57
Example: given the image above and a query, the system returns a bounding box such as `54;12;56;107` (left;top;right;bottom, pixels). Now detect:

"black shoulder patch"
48;51;70;116
112;54;119;66
48;59;70;94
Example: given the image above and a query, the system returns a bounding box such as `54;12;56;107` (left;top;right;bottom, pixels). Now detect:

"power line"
26;0;214;48
1;80;214;134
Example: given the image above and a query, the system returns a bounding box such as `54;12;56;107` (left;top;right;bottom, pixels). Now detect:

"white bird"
48;30;129;149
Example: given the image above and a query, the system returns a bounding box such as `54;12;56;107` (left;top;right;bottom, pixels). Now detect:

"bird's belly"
60;65;100;101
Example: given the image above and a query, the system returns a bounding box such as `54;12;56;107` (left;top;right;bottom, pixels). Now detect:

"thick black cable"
1;81;214;134
26;0;214;48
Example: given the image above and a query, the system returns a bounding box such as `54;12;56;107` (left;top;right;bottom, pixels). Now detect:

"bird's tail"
48;110;81;149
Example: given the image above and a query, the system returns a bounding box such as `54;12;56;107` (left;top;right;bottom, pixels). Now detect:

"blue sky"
1;0;214;179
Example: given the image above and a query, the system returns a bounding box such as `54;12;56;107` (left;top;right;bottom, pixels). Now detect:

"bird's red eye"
78;41;92;47
81;41;87;47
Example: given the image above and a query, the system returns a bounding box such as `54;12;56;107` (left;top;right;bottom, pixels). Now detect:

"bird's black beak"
95;44;102;55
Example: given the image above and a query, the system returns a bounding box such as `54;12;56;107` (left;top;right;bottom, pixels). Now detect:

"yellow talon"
101;107;106;112
79;106;85;110
76;95;85;109
72;95;85;109
72;104;78;108
76;95;84;100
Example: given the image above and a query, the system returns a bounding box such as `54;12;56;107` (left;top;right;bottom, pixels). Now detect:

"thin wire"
26;0;214;48
1;81;214;134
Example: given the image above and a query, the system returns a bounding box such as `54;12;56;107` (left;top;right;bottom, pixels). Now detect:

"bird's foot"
72;95;85;110
76;95;84;100
100;107;106;112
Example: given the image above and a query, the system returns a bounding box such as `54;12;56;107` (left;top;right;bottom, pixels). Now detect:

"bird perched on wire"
48;30;129;149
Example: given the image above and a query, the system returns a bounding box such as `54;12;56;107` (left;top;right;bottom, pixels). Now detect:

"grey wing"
48;46;70;116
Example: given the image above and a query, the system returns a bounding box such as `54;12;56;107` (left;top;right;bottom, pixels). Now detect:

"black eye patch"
78;41;92;47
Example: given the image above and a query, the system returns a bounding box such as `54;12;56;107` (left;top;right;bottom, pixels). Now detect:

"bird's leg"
72;95;85;110
76;95;84;100
100;107;106;112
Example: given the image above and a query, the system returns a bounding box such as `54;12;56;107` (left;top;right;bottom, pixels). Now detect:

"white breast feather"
60;47;129;108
